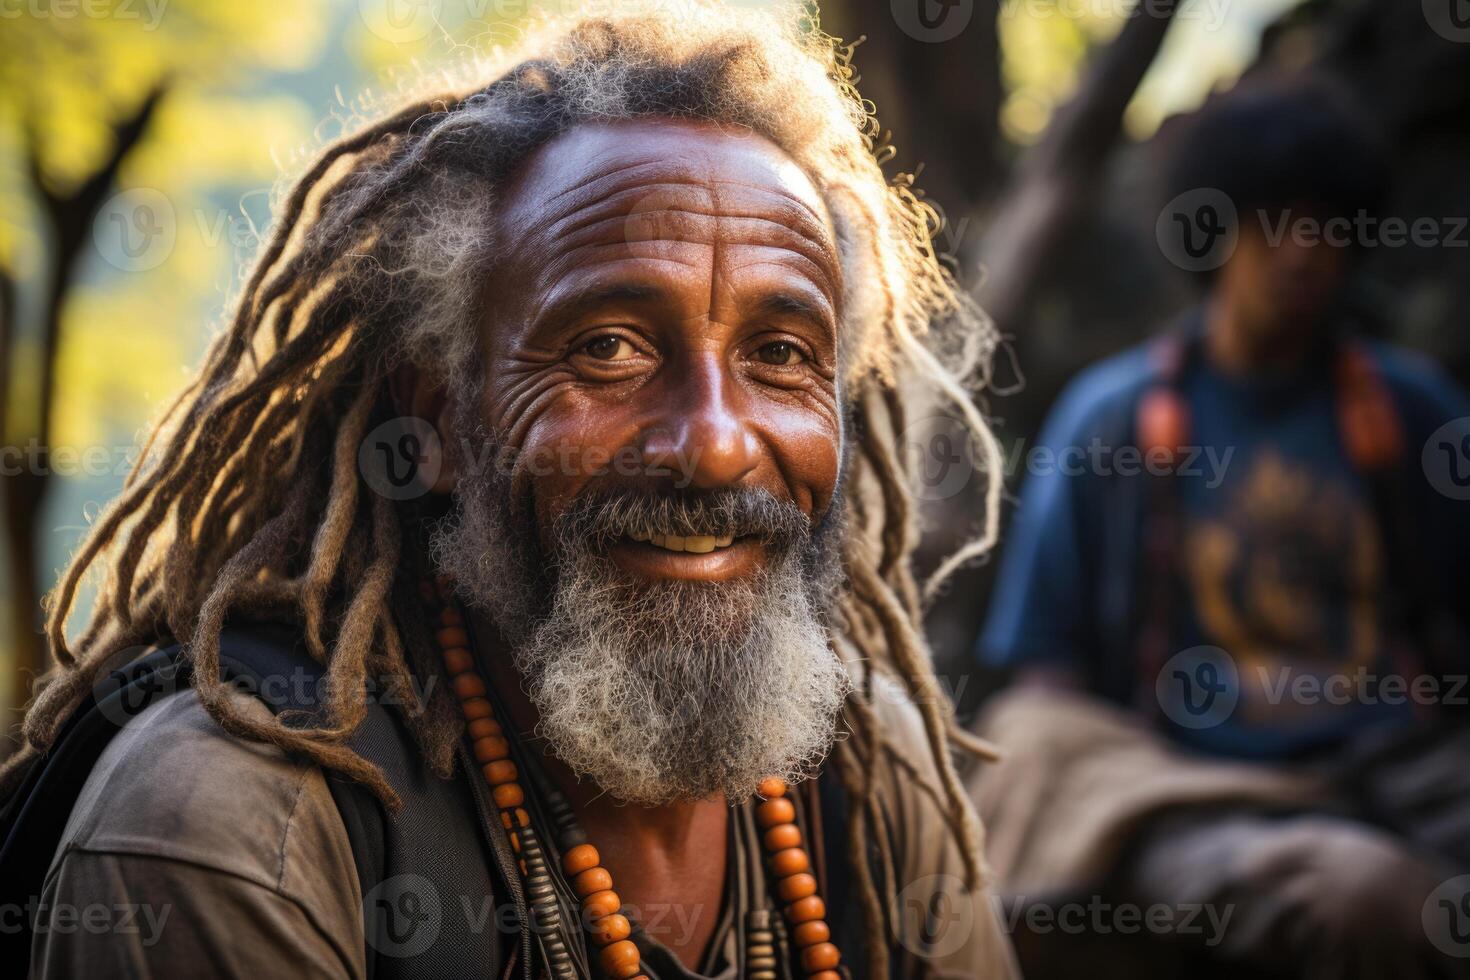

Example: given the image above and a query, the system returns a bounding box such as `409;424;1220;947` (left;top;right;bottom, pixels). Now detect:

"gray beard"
430;464;851;806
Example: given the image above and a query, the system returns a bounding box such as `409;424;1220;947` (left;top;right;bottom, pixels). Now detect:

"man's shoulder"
52;686;355;904
1365;341;1470;428
1042;342;1161;445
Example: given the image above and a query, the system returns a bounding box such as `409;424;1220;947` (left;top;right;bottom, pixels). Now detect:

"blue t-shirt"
978;325;1470;760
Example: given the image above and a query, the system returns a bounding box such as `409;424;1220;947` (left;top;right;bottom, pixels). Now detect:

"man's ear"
388;362;460;495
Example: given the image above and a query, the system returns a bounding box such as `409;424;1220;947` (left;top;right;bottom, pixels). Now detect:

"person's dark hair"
1162;72;1389;234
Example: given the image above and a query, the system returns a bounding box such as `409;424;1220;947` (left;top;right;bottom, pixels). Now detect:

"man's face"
1218;204;1347;343
431;118;853;805
477;117;844;577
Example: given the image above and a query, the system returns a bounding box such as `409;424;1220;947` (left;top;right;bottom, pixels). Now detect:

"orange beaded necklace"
424;581;844;980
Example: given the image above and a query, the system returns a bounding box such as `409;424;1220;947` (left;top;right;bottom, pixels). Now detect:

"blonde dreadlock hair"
4;2;1005;972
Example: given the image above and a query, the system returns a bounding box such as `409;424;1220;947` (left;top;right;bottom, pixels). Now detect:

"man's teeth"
633;531;737;553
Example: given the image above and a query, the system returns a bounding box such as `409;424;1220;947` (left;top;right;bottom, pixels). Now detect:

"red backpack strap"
1336;344;1404;472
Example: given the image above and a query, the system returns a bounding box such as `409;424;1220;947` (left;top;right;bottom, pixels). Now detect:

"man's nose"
640;355;760;489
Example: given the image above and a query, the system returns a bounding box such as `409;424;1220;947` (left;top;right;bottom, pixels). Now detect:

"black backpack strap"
817;769;877;980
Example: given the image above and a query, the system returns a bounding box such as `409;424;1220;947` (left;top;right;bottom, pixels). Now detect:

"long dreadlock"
3;3;1005;974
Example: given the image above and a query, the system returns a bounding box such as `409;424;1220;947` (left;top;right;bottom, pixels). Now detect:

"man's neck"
468;608;729;968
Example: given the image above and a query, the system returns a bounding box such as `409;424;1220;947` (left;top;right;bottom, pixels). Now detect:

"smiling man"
0;3;1017;978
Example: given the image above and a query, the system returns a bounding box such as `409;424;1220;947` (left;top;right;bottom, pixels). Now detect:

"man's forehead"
496;118;838;254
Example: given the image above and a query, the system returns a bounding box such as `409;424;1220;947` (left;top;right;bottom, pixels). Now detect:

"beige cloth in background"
964;686;1328;895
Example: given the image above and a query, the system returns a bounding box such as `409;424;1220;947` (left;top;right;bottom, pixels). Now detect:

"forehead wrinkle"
547;209;838;288
539;156;832;235
539;178;835;257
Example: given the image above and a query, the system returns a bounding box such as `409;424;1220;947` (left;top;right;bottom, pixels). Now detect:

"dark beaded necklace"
424;580;844;979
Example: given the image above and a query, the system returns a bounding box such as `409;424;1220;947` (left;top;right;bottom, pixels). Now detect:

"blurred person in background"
969;75;1470;979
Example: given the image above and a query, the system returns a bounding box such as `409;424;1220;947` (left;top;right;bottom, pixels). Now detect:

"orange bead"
474;735;510;762
801;942;840;972
440;606;464;627
792;920;830;947
757;777;787;799
785;895;826;923
482;760;517;786
442;647;474;675
462;697;493;721
777;872;817;903
468;717;502;739
499;807;529;829
574;867;614;897
591;912;631;945
763;824;801;852
582;889;621;920
809;972;842;980
509;831;521;854
755;798;795;828
599;939;641;978
563;844;601;876
437;626;470;648
452;673;486;700
771;847;809;877
492;783;524;809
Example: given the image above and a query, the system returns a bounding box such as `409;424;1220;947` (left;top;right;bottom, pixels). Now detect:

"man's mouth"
628;530;737;554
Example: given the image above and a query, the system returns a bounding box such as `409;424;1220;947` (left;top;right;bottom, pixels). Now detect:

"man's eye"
584;335;636;361
757;341;804;366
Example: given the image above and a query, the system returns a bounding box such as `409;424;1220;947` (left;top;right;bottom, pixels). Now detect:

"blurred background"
2;0;1468;741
